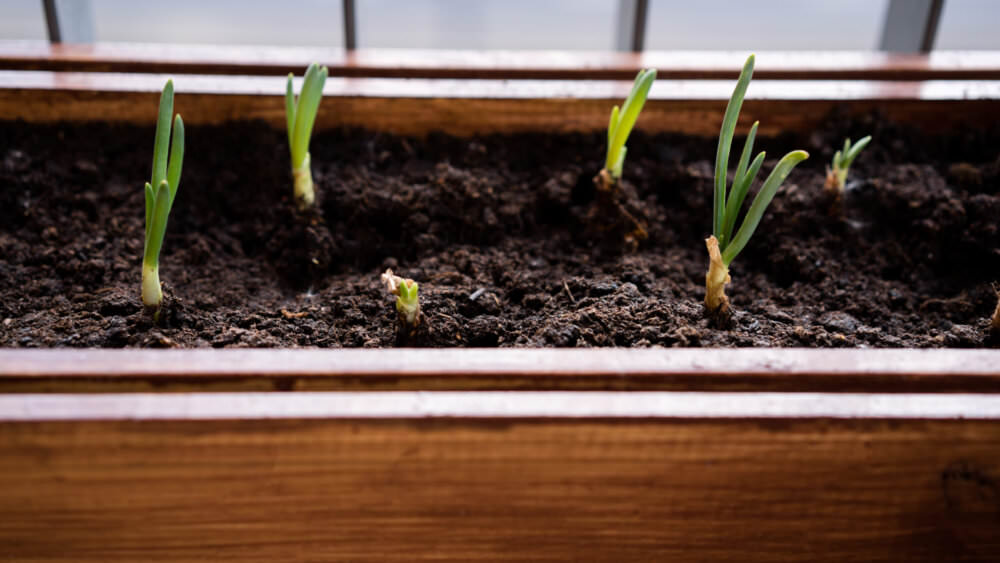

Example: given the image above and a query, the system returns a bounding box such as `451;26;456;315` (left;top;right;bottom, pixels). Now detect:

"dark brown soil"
1;111;998;348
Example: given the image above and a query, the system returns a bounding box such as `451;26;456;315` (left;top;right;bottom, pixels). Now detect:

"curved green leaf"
722;150;809;266
166;114;184;206
606;68;656;178
720;150;765;250
290;63;328;169
841;135;872;169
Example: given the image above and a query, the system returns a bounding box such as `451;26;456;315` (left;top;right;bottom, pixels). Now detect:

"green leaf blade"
143;180;173;268
285;73;296;152
143;182;154;240
290;63;328;169
606;69;656;178
605;104;620;170
721;150;766;249
842;135;872;169
151;79;174;187
166;114;184;206
722;150;809;266
714;54;755;238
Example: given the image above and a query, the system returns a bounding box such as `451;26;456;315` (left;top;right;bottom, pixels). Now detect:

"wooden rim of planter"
1;349;998;393
4;390;1000;421
2;69;999;136
2;41;1000;80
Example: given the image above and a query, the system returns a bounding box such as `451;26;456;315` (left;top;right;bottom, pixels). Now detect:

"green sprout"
381;269;422;332
285;62;329;209
705;55;809;319
141;79;184;317
825;136;872;193
596;68;657;191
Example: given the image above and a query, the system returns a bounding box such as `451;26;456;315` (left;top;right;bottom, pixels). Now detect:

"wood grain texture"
2;41;1000;80
1;71;998;136
1;349;999;394
1;413;998;561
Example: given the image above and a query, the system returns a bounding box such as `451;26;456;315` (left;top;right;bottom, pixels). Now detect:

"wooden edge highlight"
2;41;1000;80
1;349;998;393
2;391;1000;421
1;70;998;136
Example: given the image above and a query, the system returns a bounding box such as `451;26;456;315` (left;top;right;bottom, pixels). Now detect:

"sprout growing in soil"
381;269;422;336
142;79;184;317
285;62;329;209
825;136;872;194
705;55;809;321
595;68;657;191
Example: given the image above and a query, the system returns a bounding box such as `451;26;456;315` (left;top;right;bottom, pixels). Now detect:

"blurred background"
0;0;996;50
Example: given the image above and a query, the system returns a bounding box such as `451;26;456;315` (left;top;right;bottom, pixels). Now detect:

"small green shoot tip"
285;62;329;209
706;54;809;320
142;80;184;317
381;269;422;331
826;135;872;193
599;68;656;189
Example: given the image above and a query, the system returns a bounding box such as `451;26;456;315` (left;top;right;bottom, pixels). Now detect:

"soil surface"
1;111;998;348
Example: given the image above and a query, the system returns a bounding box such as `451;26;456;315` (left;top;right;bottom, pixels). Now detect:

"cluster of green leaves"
604;68;657;181
142;79;184;307
396;279;419;320
712;54;808;267
285;62;328;171
829;135;872;189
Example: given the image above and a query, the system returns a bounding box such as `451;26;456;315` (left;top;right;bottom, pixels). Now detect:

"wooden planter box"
2;43;1000;561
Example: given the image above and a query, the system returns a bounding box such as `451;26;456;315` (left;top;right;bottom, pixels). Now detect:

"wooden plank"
2;41;1000;80
1;403;997;561
1;349;998;393
3;391;1000;420
1;70;998;136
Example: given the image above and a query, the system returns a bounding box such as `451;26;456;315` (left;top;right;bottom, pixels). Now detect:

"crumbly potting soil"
1;111;998;348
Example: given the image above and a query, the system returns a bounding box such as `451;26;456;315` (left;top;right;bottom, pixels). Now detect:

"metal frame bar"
343;0;356;50
41;0;94;44
615;0;648;52
880;0;944;53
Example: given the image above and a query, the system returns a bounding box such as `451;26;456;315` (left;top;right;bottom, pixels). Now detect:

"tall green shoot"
597;68;657;190
142;79;184;317
285;62;329;209
705;55;809;320
825;135;872;193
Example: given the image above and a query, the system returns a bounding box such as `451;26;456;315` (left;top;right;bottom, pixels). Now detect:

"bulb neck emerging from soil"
595;168;616;193
141;262;162;315
824;166;847;194
705;235;731;318
292;152;315;209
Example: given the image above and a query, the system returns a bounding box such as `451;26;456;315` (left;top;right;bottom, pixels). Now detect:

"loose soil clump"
1;112;997;348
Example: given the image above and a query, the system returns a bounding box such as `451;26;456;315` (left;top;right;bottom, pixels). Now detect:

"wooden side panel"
1;416;998;562
2;349;1000;394
1;71;999;136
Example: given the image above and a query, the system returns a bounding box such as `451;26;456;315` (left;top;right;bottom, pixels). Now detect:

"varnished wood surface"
1;70;998;136
1;349;999;393
2;41;1000;80
3;391;1000;420
1;410;998;561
